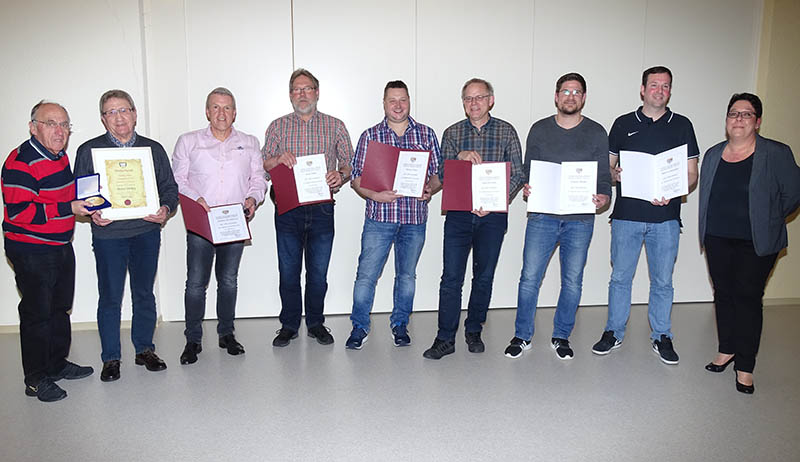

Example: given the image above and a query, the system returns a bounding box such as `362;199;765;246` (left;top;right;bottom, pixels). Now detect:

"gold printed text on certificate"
105;159;147;208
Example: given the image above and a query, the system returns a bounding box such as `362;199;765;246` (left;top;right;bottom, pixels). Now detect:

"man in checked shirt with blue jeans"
423;78;524;360
345;80;442;349
263;68;354;348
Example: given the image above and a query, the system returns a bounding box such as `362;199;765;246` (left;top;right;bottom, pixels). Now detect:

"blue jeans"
349;218;426;331
274;203;335;331
514;214;594;341
92;229;161;362
437;211;507;341
606;219;680;341
183;232;244;343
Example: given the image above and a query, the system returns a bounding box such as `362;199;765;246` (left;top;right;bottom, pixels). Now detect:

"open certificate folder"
527;161;597;214
360;141;430;197
441;159;510;212
619;144;688;201
269;154;333;215
179;194;251;244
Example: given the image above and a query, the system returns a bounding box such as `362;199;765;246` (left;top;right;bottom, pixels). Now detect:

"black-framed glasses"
559;89;584;96
726;111;756;120
291;86;317;95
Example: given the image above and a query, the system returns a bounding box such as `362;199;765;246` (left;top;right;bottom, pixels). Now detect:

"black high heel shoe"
735;372;755;394
705;356;734;373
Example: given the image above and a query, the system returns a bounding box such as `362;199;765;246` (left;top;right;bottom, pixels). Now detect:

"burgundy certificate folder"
441;159;510;212
360;140;430;194
179;193;252;244
269;163;333;215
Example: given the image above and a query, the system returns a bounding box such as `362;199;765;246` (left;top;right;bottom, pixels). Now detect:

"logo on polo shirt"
627;131;639;137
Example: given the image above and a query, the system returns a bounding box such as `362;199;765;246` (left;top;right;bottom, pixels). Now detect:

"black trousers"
6;243;75;386
704;235;777;373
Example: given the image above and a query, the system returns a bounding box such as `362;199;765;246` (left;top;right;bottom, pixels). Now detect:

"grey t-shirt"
523;115;611;220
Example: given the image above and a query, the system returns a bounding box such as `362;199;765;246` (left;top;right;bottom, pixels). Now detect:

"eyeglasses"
726;111;756;120
559;89;584;96
102;107;135;117
291;86;317;95
463;95;490;104
33;120;72;130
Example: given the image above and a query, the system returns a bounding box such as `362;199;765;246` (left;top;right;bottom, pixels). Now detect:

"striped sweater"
2;138;75;252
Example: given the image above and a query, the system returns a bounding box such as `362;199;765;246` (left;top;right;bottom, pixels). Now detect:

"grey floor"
1;303;799;462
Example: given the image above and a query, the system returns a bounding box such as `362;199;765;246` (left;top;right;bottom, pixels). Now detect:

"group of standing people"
3;66;798;403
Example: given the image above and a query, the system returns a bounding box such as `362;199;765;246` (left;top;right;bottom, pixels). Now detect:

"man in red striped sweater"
2;101;95;402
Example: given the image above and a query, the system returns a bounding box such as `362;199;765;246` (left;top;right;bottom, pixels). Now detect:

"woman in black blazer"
698;93;800;394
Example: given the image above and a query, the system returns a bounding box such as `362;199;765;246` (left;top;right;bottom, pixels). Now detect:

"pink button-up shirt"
172;126;267;206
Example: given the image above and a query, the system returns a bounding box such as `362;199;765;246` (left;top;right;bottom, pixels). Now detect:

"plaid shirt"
262;110;354;179
352;117;441;224
440;115;524;202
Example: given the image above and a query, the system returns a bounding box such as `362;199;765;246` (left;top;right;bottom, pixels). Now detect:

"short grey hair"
99;89;136;115
461;78;494;99
206;87;236;110
30;100;70;122
289;68;319;91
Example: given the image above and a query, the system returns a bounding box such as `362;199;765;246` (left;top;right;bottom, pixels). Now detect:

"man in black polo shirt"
591;66;699;365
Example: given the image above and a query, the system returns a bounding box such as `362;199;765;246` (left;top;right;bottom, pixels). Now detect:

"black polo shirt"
608;106;699;223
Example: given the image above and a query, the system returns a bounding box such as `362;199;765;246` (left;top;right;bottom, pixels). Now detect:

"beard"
292;100;317;115
557;101;584;115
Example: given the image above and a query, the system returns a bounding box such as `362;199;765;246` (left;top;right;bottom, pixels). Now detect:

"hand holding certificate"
361;141;430;197
269;153;333;215
293;154;330;203
471;163;508;212
528;161;597;214
619;144;688;201
179;194;251;244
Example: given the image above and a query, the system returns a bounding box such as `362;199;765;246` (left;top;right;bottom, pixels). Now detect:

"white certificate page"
392;151;430;197
293;153;329;203
209;204;250;244
528;161;596;214
619;144;688;201
471;163;507;212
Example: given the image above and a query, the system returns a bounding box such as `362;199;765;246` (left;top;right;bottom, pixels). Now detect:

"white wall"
1;0;776;326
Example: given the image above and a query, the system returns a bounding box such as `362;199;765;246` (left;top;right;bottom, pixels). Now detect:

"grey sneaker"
592;330;622;355
551;338;574;360
653;335;679;365
504;337;532;359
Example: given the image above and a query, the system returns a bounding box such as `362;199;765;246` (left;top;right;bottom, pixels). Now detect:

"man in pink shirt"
172;87;267;364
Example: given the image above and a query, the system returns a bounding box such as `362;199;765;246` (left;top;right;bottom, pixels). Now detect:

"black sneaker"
504;337;531;359
345;327;368;350
652;334;679;365
272;328;298;347
592;330;622;355
423;338;455;360
465;331;485;353
392;324;411;347
25;378;67;402
551;338;574;360
51;360;94;380
307;325;334;345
